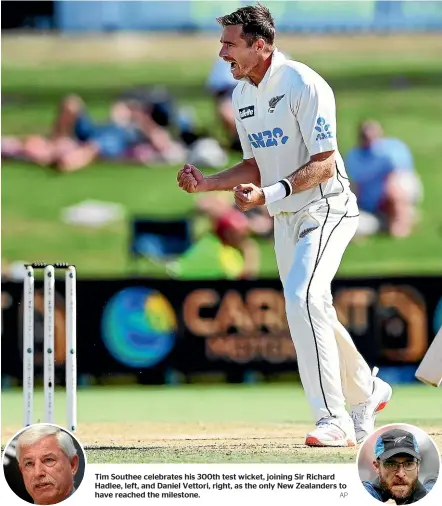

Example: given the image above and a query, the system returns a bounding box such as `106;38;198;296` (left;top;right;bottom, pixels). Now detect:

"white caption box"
1;463;441;506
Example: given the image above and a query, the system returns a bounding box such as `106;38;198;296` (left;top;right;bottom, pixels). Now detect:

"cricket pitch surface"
3;422;441;464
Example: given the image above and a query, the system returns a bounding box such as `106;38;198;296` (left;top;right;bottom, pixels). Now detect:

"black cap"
375;429;421;461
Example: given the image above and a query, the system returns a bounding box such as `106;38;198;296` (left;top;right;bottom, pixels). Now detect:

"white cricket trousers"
274;192;374;422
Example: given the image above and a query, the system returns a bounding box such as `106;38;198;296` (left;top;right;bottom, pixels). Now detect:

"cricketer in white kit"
177;5;392;447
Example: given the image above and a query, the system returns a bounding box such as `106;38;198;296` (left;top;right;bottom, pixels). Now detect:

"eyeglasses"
383;460;418;472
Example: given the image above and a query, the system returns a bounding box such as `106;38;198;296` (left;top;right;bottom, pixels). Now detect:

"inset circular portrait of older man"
2;423;86;504
357;423;440;504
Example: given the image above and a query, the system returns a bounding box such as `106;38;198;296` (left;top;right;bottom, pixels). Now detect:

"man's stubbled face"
219;25;260;81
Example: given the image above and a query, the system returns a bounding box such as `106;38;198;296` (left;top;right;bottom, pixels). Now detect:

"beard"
379;476;417;504
227;58;260;81
230;61;249;80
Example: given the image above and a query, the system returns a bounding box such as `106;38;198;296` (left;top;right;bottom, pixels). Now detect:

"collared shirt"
345;137;415;213
232;50;351;217
363;478;429;503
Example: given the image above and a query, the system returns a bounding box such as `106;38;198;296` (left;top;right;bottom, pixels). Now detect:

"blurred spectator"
206;59;242;152
119;86;201;148
2;94;186;172
346;120;423;238
196;193;273;241
196;194;261;279
245;206;274;240
167;194;265;280
119;87;228;169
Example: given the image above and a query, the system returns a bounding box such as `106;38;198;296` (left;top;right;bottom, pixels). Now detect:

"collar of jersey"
243;48;286;87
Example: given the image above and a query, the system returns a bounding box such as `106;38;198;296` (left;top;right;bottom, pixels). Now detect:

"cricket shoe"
350;368;393;444
305;416;356;447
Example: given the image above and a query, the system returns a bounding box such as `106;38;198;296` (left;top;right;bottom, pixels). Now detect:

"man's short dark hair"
216;4;275;46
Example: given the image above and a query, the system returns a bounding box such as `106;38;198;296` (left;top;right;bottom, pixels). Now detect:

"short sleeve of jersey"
291;79;338;156
232;87;254;160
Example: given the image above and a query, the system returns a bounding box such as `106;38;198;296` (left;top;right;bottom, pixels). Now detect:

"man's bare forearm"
286;155;335;194
205;158;261;191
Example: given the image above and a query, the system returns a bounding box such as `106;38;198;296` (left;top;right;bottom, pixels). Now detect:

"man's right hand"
177;164;209;193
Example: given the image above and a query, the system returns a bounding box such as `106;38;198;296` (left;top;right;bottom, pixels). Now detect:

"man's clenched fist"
177;164;208;193
234;183;265;211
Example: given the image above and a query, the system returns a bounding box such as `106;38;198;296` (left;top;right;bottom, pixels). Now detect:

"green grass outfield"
2;384;441;463
2;34;442;277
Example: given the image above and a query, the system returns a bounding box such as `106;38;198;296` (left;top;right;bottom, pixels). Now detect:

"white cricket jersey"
232;49;351;216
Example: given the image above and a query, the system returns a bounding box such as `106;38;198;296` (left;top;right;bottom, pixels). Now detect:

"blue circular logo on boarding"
101;287;177;367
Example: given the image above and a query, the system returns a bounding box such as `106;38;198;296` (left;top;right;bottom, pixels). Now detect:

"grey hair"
16;425;77;463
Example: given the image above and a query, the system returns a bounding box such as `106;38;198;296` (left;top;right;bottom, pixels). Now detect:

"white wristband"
262;179;292;204
262;182;287;204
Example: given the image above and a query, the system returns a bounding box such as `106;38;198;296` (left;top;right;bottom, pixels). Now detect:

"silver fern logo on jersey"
268;95;285;113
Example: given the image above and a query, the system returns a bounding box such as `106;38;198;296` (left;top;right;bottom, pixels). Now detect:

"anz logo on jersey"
248;128;289;149
315;117;334;141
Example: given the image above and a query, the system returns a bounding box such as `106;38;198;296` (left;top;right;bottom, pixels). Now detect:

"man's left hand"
233;183;265;211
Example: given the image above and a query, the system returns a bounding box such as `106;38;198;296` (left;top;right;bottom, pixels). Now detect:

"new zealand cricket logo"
268;95;285;113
